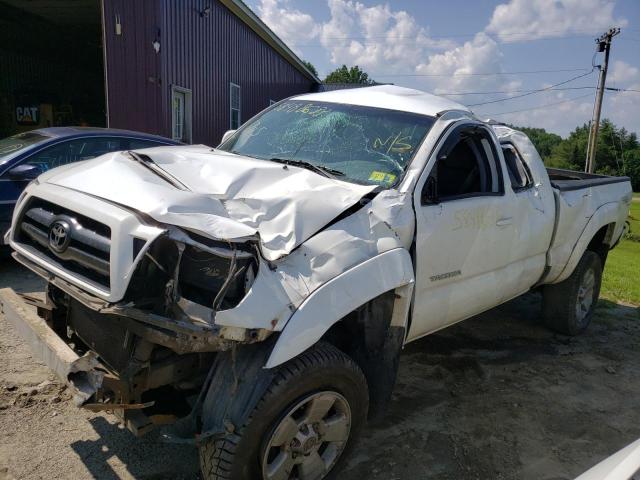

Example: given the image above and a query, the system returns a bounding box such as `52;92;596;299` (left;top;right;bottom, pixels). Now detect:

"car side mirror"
422;176;439;205
220;129;236;144
7;164;41;180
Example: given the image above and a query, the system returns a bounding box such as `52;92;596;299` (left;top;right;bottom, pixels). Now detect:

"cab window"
502;144;533;191
429;127;503;201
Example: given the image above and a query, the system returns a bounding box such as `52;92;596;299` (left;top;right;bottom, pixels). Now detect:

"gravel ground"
1;257;639;480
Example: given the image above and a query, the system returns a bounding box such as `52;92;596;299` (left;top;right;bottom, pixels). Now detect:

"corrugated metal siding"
103;0;315;145
102;0;163;134
160;0;315;145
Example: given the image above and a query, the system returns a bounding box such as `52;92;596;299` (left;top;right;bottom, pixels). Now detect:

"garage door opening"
0;0;105;138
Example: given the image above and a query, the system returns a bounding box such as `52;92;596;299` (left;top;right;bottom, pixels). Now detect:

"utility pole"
585;27;620;173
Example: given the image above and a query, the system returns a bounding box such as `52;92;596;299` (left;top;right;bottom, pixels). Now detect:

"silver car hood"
40;145;375;261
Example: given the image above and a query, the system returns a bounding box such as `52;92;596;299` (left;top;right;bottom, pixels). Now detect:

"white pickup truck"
1;86;632;480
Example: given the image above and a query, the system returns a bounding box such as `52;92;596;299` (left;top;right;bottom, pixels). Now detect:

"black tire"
199;342;369;480
542;250;603;335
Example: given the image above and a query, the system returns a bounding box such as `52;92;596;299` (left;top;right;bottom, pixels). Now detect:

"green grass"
628;199;640;235
602;240;640;305
601;202;640;305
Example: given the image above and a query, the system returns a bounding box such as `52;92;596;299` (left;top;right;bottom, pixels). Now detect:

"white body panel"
7;86;632;367
575;437;640;480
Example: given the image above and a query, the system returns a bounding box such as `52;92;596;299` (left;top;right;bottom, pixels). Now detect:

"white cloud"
317;0;455;71
486;0;628;42
606;81;640;134
257;0;319;53
486;90;595;136
609;60;640;85
257;0;455;75
416;33;506;94
254;0;639;136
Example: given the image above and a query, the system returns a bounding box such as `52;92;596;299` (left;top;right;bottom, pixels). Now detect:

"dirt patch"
0;258;639;479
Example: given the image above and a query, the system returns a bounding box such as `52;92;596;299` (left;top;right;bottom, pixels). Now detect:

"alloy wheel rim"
576;267;596;323
261;391;352;480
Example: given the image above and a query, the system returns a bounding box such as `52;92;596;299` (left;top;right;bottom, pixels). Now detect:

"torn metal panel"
266;248;415;368
40;146;375;261
273;189;415;308
0;288;104;405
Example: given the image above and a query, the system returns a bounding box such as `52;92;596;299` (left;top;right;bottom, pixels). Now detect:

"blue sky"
246;0;640;137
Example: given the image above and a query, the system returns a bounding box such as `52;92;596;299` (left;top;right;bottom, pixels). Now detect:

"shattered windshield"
219;100;435;187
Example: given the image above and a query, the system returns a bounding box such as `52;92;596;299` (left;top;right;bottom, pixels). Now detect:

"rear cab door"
408;122;533;340
498;132;555;295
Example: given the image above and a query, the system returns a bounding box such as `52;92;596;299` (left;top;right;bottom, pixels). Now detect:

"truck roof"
294;85;471;118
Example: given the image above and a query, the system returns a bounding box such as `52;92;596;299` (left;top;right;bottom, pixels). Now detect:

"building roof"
293;85;471;117
220;0;321;84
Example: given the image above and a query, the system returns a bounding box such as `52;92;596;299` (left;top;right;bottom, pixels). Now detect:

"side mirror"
7;164;41;180
220;129;236;144
422;176;438;205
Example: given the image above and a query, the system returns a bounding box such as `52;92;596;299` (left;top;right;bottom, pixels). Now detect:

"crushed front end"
4;188;285;435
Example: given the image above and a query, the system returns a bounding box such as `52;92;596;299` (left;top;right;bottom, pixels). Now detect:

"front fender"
265;248;414;368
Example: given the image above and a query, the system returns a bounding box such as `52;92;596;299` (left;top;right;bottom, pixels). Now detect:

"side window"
25;137;122;173
431;127;502;201
230;83;241;129
171;85;192;143
502;144;533;191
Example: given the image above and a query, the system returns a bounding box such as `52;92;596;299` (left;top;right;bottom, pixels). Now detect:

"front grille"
16;197;111;288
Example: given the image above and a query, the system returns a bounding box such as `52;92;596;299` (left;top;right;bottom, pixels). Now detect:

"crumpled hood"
41;145;375;261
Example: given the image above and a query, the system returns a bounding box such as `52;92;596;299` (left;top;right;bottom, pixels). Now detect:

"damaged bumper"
0;288;104;406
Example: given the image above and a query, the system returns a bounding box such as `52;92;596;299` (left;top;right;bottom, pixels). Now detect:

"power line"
292;28;612;45
439;86;597;96
293;34;597;47
480;92;595;116
466;69;596;107
357;68;591;78
317;29;601;40
607;87;640;93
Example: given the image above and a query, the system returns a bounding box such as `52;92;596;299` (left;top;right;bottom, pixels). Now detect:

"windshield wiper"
268;158;345;179
127;151;189;190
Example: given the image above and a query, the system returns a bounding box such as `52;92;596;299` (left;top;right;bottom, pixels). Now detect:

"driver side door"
408;123;518;341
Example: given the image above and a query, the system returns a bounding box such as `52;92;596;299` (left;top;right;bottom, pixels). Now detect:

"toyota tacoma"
0;85;632;480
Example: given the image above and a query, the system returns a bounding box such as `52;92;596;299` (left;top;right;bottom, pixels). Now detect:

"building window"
171;86;192;143
230;83;241;129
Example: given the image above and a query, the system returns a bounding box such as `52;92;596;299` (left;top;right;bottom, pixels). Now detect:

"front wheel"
542;250;603;335
199;342;369;480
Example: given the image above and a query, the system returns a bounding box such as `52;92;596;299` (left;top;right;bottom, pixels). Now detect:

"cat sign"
16;106;39;126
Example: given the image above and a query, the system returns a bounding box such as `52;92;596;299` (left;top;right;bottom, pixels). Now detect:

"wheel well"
319;290;404;420
587;223;614;265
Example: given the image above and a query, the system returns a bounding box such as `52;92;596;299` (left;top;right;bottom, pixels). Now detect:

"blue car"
0;127;179;245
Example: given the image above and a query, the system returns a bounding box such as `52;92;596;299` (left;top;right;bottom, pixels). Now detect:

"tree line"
517;121;640;191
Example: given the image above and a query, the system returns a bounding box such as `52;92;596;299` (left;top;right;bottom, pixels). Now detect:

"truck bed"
547;167;631;192
544;167;632;284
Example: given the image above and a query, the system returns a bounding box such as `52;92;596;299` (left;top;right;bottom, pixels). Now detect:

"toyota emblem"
48;220;71;253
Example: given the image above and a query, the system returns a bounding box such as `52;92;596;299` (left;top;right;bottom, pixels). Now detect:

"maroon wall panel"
103;0;315;145
160;0;315;145
102;0;164;135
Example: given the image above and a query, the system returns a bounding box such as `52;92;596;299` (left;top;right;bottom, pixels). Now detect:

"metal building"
0;0;320;145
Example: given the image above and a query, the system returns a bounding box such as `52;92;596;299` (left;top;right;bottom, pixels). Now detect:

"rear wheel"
199;342;368;480
542;250;603;335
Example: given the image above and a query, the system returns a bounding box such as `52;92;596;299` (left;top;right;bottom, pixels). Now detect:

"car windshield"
0;132;49;161
219;100;435;187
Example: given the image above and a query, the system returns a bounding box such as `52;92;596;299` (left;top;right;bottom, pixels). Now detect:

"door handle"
496;217;513;227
